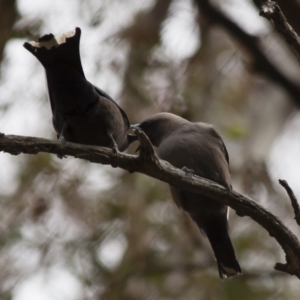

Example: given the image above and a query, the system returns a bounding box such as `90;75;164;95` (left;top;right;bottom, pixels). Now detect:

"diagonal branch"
0;132;300;278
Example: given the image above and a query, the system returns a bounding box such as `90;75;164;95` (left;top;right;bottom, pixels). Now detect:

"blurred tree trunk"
120;0;173;123
0;0;18;63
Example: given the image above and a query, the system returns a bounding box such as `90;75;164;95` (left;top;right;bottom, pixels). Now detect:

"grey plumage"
23;27;135;151
133;112;242;279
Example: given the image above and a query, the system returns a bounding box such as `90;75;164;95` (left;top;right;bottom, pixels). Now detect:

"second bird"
133;112;242;279
24;27;135;151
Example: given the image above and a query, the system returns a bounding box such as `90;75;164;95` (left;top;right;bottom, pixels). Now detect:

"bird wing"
220;139;229;165
94;86;130;129
207;126;229;165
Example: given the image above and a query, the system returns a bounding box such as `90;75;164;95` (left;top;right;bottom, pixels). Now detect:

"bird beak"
130;124;141;130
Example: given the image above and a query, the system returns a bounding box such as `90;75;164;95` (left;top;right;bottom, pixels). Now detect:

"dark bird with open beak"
132;112;242;279
23;27;135;151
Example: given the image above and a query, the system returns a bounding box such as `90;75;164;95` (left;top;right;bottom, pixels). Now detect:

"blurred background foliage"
0;0;300;299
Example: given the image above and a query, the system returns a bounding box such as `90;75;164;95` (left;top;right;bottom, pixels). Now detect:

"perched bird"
23;27;135;151
132;113;242;279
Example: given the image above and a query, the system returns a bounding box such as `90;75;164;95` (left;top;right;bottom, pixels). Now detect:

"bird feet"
112;144;119;155
182;166;195;177
57;128;67;159
59;135;66;143
225;183;232;192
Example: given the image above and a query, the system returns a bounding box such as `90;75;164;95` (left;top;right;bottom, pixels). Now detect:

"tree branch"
194;0;300;107
279;179;300;226
0;132;300;278
259;0;300;59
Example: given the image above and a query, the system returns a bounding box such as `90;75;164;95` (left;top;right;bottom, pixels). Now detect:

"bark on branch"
258;0;300;59
0;132;300;278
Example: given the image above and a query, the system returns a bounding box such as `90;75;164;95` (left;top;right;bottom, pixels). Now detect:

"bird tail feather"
195;215;242;279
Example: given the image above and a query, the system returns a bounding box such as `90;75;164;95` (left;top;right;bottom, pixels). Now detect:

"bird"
131;112;242;279
23;27;136;151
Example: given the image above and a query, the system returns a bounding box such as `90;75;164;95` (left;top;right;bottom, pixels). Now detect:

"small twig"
279;179;300;226
134;129;160;164
260;1;300;60
275;262;294;274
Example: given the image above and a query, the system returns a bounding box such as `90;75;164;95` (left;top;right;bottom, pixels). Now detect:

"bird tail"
23;27;85;77
196;215;242;279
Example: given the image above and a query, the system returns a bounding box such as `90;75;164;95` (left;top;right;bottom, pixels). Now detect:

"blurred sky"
0;0;299;299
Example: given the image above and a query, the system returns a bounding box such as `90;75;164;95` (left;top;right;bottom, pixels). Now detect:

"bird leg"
110;134;119;155
58;123;67;144
57;123;67;159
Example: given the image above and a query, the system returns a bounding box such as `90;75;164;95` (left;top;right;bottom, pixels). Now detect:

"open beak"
130;124;141;130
